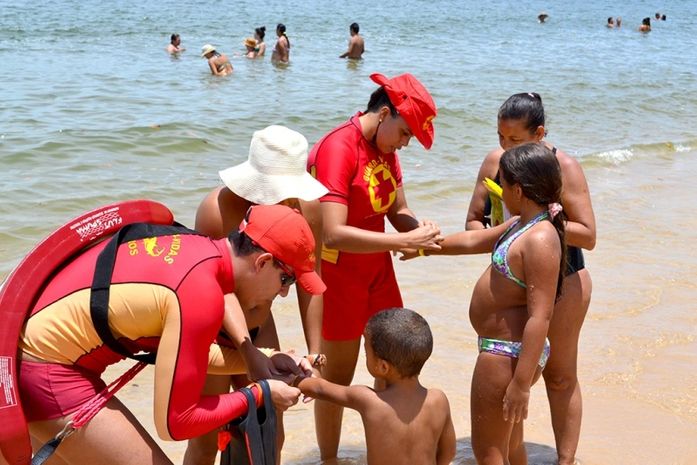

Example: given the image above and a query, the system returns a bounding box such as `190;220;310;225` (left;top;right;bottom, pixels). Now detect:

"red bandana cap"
239;204;326;295
370;72;437;150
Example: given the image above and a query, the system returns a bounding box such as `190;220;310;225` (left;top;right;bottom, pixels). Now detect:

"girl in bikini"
401;142;566;465
467;93;595;465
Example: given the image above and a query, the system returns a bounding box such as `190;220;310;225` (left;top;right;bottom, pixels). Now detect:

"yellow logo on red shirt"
143;237;164;257
364;159;397;212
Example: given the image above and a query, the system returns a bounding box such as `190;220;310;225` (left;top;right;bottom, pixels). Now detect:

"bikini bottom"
478;336;551;369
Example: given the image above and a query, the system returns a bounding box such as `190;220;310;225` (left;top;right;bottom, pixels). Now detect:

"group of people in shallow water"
166;22;364;76
166;24;287;76
13;72;596;465
606;11;666;31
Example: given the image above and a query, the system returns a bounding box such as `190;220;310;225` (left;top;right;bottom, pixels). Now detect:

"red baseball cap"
370;72;437;150
239;204;326;295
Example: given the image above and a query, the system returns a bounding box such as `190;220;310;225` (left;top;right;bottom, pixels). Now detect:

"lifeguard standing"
307;72;443;461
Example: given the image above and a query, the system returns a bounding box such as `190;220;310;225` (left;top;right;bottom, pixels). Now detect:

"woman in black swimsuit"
465;92;596;465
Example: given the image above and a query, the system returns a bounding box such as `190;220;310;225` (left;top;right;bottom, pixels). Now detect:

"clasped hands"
397;219;443;261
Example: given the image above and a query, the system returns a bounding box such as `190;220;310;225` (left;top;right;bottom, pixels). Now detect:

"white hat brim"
219;161;328;205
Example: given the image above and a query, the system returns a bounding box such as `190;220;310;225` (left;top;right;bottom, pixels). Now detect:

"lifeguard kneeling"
7;203;322;465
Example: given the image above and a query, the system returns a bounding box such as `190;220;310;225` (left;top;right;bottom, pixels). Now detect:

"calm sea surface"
2;1;697;464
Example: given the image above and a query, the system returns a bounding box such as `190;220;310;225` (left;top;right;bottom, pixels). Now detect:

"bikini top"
491;210;549;288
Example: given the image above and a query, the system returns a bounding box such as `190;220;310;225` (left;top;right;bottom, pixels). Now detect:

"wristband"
248;382;263;405
291;374;304;388
418;249;426;257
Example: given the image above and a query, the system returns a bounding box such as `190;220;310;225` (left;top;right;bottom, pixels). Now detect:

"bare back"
348;35;365;59
362;386;453;465
272;35;289;63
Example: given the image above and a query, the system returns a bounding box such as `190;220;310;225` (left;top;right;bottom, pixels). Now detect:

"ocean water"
2;0;697;464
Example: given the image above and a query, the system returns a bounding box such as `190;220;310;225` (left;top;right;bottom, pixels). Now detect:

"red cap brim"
297;271;326;295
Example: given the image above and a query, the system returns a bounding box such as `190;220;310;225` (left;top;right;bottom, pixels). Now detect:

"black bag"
220;379;277;465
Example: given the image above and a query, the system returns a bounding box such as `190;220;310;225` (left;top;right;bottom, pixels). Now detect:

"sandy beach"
2;0;697;463
99;146;697;465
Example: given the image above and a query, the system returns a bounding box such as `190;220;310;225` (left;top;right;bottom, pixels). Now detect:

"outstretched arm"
322;199;442;253
295;376;373;411
400;218;514;260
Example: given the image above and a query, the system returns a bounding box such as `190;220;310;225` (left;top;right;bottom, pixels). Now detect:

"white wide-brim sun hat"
219;125;328;205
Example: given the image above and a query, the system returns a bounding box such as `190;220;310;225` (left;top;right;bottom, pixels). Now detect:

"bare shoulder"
483;147;504;166
195;187;223;231
553;147;584;174
551;146;591;192
425;387;452;411
525;222;561;257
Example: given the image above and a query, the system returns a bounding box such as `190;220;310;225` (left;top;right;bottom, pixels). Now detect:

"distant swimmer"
639;17;651;32
538;11;549;23
272;23;290;64
254;26;267;56
201;44;233;76
244;37;258;58
339;22;364;59
606;17;615;28
167;33;185;53
616;16;622;27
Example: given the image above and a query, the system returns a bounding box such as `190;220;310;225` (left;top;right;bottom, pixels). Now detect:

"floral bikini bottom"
478;336;551;369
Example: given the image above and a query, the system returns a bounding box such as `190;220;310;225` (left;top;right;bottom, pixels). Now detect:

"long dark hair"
277;23;290;48
498;92;545;134
499;143;566;300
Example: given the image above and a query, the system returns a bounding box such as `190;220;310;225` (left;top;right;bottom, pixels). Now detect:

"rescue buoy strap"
89;222;201;365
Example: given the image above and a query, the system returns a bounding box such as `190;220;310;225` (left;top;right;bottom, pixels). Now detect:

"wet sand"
106;148;697;464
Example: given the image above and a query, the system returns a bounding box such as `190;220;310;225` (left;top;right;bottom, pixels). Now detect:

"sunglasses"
274;258;297;288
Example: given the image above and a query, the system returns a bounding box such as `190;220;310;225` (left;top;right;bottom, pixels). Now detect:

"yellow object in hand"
482;177;504;226
483;177;503;199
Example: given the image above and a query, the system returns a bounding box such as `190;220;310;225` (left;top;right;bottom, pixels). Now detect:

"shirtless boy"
294;308;456;465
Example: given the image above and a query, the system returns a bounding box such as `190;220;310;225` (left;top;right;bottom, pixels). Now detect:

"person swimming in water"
272;24;290;64
244;37;259;58
201;44;233;76
254;26;267;56
339;22;365;59
167;33;184;53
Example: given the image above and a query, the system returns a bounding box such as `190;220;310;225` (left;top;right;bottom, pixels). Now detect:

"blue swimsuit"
491;210;549;287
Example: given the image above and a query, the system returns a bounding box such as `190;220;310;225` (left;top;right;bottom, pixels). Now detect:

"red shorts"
321;252;402;341
19;360;106;421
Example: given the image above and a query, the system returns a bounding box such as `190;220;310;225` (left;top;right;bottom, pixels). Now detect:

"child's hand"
398;248;422;261
269;350;312;383
304;353;327;368
266;379;301;411
502;380;530;423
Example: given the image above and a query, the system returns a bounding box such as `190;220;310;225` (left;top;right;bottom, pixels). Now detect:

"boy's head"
364;308;433;378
